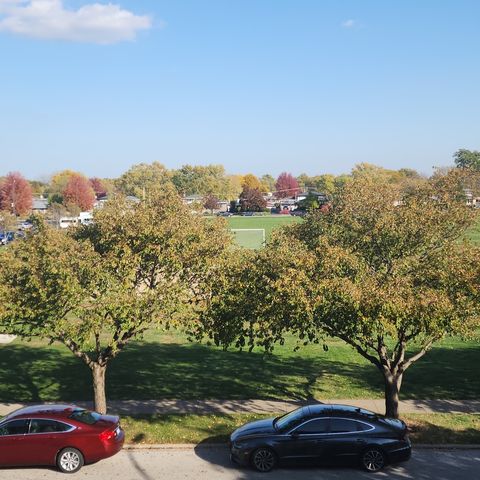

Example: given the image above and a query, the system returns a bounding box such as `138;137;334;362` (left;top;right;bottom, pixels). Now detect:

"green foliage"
260;174;276;192
454;149;480;170
296;192;321;211
172;164;234;199
297;173;338;196
115;162;173;198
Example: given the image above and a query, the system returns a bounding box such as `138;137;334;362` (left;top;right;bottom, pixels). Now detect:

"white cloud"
0;0;152;44
341;19;356;28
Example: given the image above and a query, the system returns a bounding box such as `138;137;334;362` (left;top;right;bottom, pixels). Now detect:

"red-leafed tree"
239;187;267;212
63;174;96;211
203;193;220;214
89;177;107;199
275;172;300;198
0;172;33;215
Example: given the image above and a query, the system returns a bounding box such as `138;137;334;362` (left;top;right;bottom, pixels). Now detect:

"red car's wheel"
57;447;84;474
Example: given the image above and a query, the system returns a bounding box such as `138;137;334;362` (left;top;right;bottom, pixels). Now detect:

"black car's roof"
308;404;377;418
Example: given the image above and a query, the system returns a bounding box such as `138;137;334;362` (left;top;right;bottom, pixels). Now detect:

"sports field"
227;215;301;248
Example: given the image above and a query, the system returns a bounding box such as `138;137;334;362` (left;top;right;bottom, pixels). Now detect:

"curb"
123;443;226;450
123;443;480;451
413;444;480;450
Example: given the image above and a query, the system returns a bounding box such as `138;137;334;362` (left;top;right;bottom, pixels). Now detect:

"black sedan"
230;404;411;473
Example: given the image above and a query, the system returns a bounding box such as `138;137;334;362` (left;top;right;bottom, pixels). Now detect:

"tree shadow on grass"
399;345;480;399
107;342;381;401
0;344;91;403
0;340;478;405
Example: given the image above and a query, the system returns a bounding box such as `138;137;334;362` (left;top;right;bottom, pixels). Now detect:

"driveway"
0;447;478;479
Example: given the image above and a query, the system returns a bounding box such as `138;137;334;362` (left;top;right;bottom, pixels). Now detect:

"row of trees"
3;149;479;218
1;169;479;418
0;170;109;217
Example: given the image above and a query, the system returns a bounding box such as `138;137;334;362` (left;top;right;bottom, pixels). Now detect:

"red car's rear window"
69;409;101;425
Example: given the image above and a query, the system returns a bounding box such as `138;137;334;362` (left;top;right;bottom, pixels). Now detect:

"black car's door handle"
356;439;366;444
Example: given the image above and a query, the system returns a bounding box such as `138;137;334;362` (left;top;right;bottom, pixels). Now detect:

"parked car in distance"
290;210;307;217
19;221;33;230
0;404;124;473
230;404;411;473
0;231;15;245
216;211;233;217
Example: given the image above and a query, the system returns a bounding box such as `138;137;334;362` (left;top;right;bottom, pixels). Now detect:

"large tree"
239;186;267;212
0;172;33;215
241;174;263;191
275;172;300;198
203;193;220;214
172;164;234;199
0;189;231;414
260;174;276;193
198;171;480;418
115;162;172;198
89;177;107;199
63;173;96;211
454;149;480;170
48;170;79;204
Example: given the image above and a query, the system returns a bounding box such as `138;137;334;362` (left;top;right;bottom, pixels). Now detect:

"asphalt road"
0;447;478;480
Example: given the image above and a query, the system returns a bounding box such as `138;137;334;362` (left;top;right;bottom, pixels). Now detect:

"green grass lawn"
0;331;478;403
120;412;480;445
466;216;480;244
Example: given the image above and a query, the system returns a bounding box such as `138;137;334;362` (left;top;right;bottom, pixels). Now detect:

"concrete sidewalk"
1;398;479;416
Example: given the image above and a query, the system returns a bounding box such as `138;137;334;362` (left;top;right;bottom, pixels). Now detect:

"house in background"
32;197;48;214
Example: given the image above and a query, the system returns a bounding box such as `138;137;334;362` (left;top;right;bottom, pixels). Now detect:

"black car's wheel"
57;447;84;474
361;447;386;472
251;447;277;472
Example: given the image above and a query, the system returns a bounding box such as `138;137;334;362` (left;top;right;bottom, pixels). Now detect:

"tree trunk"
92;363;107;414
383;371;403;419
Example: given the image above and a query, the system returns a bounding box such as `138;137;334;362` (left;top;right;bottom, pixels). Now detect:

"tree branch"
335;333;381;368
401;339;436;372
59;336;94;369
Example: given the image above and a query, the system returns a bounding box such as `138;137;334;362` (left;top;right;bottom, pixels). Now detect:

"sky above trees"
0;1;479;179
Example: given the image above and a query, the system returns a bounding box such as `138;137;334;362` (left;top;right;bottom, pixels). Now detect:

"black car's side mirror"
290;431;300;438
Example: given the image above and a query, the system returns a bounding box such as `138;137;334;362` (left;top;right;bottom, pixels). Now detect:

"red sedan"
0;404;124;473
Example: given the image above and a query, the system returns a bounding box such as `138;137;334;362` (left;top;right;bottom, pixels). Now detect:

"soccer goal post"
230;228;266;249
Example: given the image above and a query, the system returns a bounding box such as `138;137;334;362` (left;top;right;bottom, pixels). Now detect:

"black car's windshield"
274;408;305;431
69;409;101;425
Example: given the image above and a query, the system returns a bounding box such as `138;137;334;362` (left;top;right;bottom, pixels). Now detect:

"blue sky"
0;1;479;180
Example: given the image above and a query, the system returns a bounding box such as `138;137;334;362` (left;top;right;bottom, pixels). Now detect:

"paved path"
0;447;479;479
0;335;16;344
1;398;479;417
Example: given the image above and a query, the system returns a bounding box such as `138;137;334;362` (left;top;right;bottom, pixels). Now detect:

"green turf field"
226;215;301;247
0;330;478;403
